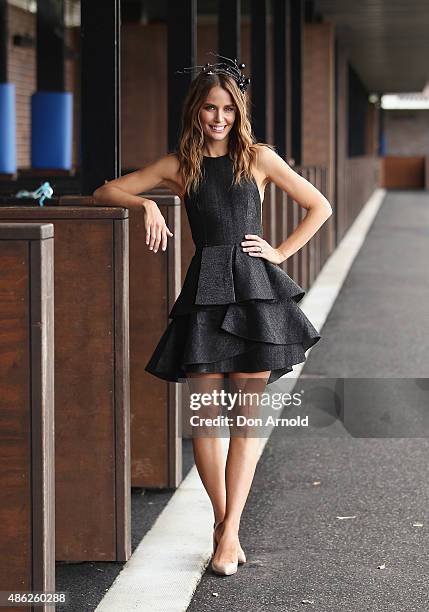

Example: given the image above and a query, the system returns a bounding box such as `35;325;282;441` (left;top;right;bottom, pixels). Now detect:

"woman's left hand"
241;234;285;265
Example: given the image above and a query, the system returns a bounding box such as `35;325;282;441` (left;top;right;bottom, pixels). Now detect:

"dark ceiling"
122;0;429;94
313;0;429;93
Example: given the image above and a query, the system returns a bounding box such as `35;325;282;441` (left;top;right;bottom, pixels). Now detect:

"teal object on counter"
16;181;54;206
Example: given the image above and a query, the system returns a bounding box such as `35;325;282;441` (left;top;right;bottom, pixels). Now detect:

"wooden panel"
0;207;130;562
54;219;117;559
7;4;36;169
56;193;184;488
0;223;55;612
306;167;316;286
262;182;276;246
320;166;332;266
0;240;32;608
128;195;182;488
297;168;308;289
335;38;348;244
288;188;300;282
273;164;332;288
343;156;380;230
30;228;55;600
380;156;424;189
113;218;131;557
311;167;320;279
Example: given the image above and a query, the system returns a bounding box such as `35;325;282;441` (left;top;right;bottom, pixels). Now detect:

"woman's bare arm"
92;153;181;253
92;153;181;205
257;145;333;262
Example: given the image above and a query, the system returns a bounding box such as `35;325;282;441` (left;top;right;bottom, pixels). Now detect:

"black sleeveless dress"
144;153;321;385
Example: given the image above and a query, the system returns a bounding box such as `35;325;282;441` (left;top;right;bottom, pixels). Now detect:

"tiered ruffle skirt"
144;244;321;385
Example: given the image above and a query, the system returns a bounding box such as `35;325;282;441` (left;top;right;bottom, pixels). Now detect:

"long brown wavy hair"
176;71;275;197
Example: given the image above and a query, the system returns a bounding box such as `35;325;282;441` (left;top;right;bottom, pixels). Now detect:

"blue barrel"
31;91;73;169
0;83;17;174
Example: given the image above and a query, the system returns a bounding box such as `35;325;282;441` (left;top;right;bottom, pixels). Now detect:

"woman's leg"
213;370;271;564
184;371;227;525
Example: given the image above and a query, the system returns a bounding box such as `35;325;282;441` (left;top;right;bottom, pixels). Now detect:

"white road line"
95;188;386;611
95;454;219;611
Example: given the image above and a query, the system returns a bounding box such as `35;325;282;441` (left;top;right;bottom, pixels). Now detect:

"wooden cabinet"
0;223;55;611
0;206;130;562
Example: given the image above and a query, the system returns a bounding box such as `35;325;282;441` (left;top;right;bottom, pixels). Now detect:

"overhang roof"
313;0;429;93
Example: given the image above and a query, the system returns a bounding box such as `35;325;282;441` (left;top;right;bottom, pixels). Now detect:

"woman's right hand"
142;199;174;253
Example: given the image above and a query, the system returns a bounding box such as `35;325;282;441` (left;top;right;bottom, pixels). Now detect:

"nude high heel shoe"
212;521;247;565
211;521;238;576
211;555;238;576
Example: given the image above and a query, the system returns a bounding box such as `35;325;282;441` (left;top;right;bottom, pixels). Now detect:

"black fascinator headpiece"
176;52;251;93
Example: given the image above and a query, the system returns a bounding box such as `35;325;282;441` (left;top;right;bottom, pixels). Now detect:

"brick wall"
384;109;429;155
7;4;36;169
302;22;335;203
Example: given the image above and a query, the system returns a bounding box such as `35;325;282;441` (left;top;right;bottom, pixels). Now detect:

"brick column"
302;22;335;205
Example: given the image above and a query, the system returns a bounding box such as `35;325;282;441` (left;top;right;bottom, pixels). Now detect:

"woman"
93;55;332;576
